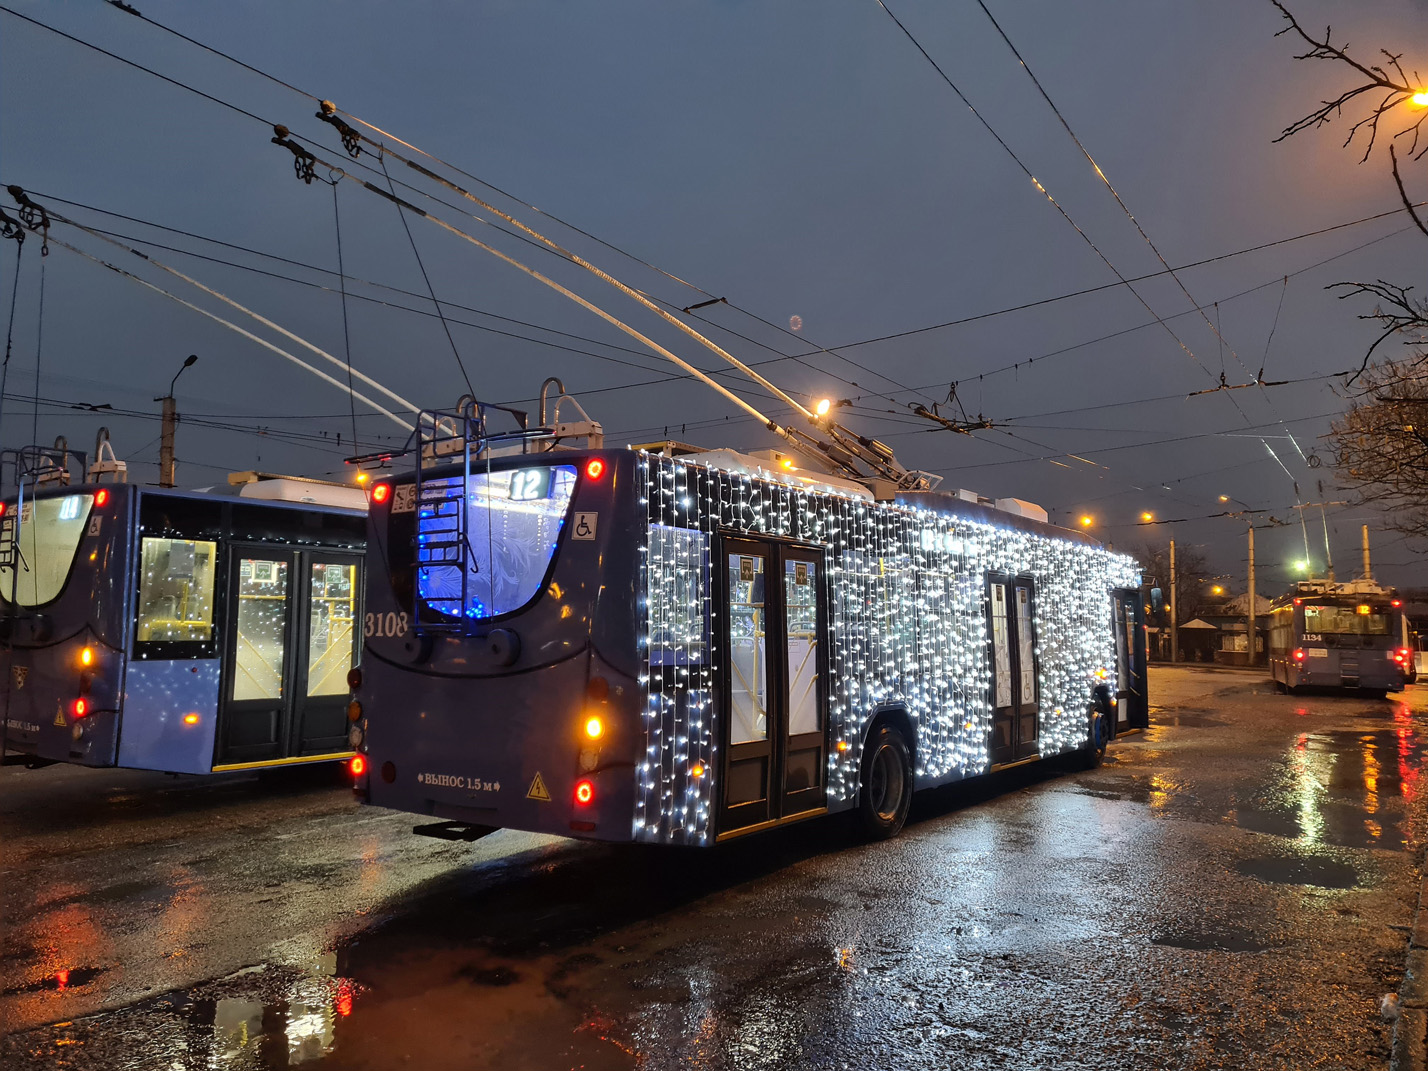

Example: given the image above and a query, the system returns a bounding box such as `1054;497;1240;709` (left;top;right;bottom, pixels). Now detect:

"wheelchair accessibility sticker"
572;513;598;540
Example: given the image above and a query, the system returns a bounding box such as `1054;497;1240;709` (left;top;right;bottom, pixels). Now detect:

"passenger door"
291;554;362;755
215;549;362;767
988;574;1040;764
218;549;294;766
1112;589;1149;730
718;538;828;835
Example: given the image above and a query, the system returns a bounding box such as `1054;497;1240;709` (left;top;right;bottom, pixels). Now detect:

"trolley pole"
1247;526;1256;666
156;354;197;489
1170;538;1179;664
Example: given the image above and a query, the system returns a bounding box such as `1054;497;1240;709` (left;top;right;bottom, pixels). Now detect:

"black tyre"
858;726;912;839
1079;685;1114;769
1079;710;1109;769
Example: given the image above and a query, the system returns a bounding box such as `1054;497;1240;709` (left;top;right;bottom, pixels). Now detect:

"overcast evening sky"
1;0;1427;590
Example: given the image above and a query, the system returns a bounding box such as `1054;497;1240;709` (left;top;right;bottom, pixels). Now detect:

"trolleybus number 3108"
365;612;409;638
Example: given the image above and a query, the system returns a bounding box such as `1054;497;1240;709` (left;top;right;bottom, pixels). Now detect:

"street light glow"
1212;585;1224;595
1219;495;1229;503
815;398;832;417
1141;511;1154;523
1079;515;1093;527
1294;559;1309;573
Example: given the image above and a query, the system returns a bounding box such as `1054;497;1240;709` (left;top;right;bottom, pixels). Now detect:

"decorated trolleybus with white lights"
1;447;367;774
350;402;1147;845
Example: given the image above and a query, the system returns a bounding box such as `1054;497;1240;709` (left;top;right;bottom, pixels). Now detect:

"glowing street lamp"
1140;511;1154;523
1293;559;1309;573
815;398;832;417
1079;515;1093;528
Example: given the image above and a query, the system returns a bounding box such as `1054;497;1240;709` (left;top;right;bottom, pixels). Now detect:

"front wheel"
1079;711;1109;769
858;726;913;840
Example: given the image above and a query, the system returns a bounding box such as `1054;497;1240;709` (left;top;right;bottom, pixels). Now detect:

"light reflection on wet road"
3;666;1426;1068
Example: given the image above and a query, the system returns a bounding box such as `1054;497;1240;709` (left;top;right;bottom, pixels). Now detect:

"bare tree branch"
1391;144;1428;237
1270;0;1422;160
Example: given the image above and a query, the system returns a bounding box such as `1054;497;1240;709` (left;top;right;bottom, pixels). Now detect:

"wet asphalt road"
2;665;1426;1069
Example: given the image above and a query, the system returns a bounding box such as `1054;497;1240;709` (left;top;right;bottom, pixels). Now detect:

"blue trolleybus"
1;469;367;773
349;408;1147;845
1267;579;1413;697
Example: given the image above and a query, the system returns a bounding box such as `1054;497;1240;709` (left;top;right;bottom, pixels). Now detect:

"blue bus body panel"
116;659;221;773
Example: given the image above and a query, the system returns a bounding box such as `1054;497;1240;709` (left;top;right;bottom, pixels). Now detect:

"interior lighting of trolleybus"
417;467;576;620
634;455;1138;845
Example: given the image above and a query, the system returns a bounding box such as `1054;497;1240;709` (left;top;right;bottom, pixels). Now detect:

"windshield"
0;493;94;607
1303;604;1391;636
416;464;577;620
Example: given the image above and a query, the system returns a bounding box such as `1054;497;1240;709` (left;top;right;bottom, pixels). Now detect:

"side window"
136;537;218;651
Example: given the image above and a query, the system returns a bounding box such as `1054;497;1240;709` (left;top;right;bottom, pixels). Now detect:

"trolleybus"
1;465;367;773
349;406;1147;846
1267;579;1412;696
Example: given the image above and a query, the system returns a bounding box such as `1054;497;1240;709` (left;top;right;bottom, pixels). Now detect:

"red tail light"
585;458;605;480
350;755;367;777
1292;649;1306;662
370;483;391;505
94;488;109;507
1395;648;1410;663
0;501;7;517
72;698;88;718
574;779;594;805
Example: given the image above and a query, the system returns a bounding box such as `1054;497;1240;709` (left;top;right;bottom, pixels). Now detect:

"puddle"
1153;715;1228;729
0;965;111;997
1228;725;1425;851
0;958;357;1069
1149;926;1277;953
1234;856;1360;889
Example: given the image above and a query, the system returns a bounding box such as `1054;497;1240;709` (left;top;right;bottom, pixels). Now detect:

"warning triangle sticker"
526;771;551;802
53;706;66;728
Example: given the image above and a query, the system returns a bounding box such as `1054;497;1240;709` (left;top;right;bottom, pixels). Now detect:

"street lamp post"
157;354;197;489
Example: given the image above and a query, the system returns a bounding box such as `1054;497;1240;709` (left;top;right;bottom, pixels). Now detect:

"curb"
1394;877;1428;1070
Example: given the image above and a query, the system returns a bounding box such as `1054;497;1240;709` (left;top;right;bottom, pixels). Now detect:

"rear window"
0;493;94;607
416;464;577;620
1304;604;1391;635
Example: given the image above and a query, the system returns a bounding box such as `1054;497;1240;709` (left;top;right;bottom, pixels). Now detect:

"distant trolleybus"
350;408;1147;846
1267;579;1412;696
1;469;366;773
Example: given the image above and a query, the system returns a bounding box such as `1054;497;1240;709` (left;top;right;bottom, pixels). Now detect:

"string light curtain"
636;455;1140;846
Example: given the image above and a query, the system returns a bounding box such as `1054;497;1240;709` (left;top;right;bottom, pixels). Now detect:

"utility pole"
1169;538;1179;664
1247;526;1256;666
1362;525;1372;580
156;354;197;489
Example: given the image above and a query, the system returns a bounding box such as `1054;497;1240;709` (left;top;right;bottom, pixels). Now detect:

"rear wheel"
858;726;912;839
